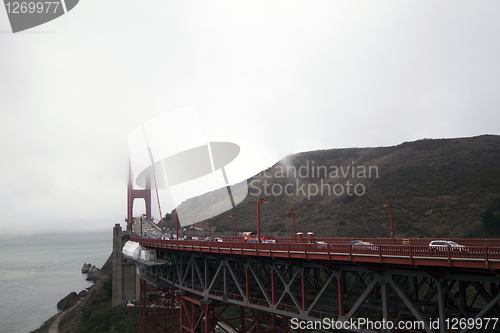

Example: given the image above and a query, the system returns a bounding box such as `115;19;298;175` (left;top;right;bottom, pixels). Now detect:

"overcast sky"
1;1;499;236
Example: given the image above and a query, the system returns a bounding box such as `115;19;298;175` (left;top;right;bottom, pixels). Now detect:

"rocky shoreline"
57;263;103;310
31;262;106;333
81;263;105;282
32;253;139;333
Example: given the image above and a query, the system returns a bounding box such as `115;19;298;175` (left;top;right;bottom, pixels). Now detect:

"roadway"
131;236;500;270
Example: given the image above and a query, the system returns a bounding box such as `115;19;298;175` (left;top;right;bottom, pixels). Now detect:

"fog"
1;1;499;235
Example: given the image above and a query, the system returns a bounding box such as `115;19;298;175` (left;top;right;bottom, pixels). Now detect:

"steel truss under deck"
137;251;500;333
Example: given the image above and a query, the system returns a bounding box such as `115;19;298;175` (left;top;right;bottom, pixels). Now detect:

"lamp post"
176;212;179;240
384;202;394;243
257;198;269;243
140;214;146;236
287;210;296;241
229;215;236;238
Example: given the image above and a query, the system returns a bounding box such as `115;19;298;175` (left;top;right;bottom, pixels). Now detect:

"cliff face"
160;135;500;239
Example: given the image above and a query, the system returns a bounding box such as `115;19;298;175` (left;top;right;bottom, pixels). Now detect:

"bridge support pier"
112;224;140;307
178;293;214;333
139;276;297;333
140;279;180;333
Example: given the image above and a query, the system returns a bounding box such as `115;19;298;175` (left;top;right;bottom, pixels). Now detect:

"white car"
429;240;466;251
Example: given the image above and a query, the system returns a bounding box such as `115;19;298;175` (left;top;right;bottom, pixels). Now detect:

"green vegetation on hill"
160;135;500;239
71;277;138;333
481;194;500;236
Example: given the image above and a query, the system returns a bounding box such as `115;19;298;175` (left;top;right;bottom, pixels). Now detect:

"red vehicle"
242;232;275;243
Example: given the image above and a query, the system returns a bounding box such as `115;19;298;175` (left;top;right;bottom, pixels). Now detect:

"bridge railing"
219;236;500;247
131;237;500;269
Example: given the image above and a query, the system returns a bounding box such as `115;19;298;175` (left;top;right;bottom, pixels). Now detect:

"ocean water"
0;231;112;333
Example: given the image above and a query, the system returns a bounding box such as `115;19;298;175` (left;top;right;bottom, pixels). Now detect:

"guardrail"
130;236;500;270
217;236;500;247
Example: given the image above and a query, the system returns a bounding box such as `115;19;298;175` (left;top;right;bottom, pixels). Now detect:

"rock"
77;290;88;298
57;292;79;310
85;266;104;281
86;270;104;281
82;263;105;281
81;263;92;274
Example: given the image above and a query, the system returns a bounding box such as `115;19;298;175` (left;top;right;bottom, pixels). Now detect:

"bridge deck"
131;236;500;270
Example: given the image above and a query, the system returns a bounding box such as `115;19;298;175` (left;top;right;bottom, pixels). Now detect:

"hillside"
160;135;500;239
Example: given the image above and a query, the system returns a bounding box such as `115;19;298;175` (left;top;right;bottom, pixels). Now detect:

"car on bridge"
242;232;275;243
429;240;466;252
311;241;326;249
347;240;378;251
